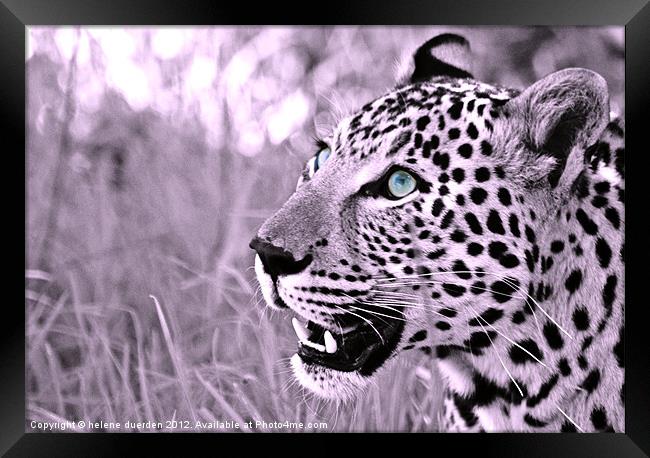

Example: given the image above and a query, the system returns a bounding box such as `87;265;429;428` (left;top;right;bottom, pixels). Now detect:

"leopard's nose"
249;237;313;279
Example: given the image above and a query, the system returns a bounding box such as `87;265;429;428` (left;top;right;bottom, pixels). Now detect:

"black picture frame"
7;0;649;456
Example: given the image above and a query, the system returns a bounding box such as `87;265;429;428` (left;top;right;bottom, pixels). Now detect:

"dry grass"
26;270;442;432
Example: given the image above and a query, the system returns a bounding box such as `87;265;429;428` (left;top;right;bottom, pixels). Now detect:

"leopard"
250;33;624;432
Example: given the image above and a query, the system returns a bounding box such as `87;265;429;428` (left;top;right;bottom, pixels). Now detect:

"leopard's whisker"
373;271;574;341
331;304;385;344
374;270;574;340
373;278;527;303
363;297;429;309
374;270;488;281
366;300;449;319
467;309;549;369
354;299;409;313
363;294;449;312
467;304;524;397
497;276;574;341
343;292;411;315
347;305;408;323
371;288;422;296
466;310;588;399
554;402;584;433
344;292;433;313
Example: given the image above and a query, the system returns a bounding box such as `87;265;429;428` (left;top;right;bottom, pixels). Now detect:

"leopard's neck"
438;123;625;432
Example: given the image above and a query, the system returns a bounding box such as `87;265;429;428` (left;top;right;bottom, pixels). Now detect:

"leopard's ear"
400;33;474;84
504;68;610;188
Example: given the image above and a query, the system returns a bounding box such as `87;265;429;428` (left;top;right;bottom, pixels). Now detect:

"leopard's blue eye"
315;147;331;171
387;170;417;198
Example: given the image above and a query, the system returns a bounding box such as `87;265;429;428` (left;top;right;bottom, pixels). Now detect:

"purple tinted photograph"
26;26;624;433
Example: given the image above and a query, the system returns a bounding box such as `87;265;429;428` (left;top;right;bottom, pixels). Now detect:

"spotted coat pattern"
252;35;624;432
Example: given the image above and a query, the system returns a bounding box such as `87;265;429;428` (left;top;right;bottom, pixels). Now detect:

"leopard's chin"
289;353;370;401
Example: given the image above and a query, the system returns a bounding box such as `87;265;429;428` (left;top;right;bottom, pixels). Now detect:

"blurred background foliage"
26;27;624;432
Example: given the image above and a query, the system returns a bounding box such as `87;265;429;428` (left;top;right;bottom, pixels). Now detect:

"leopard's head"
251;34;610;401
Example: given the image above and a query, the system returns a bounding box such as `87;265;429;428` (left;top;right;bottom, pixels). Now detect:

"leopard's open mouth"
257;262;406;377
290;312;405;376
